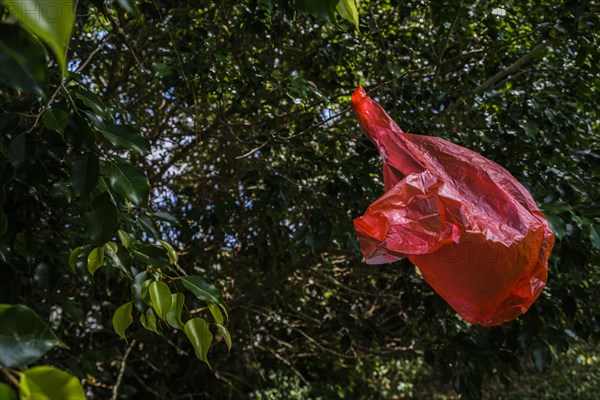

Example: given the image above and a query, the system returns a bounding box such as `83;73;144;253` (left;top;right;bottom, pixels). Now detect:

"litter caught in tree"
352;86;554;326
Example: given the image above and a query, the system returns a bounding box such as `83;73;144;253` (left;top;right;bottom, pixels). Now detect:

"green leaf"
149;280;172;319
131;271;148;312
0;23;48;95
112;302;133;341
158;240;178;265
547;214;566;240
532;341;552;372
70;152;99;197
182;275;223;304
0;382;17;400
165;292;185;330
68;246;80;273
117;230;131;249
216;323;232;352
208;303;223;324
133;245;170;268
140;308;160;335
137;215;160;239
104;242;129;274
87;246;104;275
20;366;85;400
4;0;75;73
0;304;66;368
109;162;150;207
184;318;213;367
589;225;600;249
42;108;68;134
86;193;118;244
337;0;360;32
304;0;338;22
99;125;151;156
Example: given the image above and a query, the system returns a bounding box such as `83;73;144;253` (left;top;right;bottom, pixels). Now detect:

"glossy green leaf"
184;318;213;367
532;341;552;372
87;246;104;276
70;152;99;197
133;245;170;268
117;230;131;249
109;162;150;207
42;108;68;134
99;125;151;156
216;323;232;352
149;280;172;319
158;240;178;265
68;246;80;274
208;303;223;324
0;382;17;400
131;271;148;312
112;302;133;341
182;275;223;304
589;225;600;249
20;366;85;400
140;308;160;335
0;23;47;95
86;193;118;244
304;0;338;22
337;0;360;32
0;304;66;368
137;215;160;239
4;0;75;73
104;242;129;274
166;292;185;330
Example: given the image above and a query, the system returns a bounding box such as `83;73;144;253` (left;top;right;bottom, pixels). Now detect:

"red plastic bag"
352;86;554;326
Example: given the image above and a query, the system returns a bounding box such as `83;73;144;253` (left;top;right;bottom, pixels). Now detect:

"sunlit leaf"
117;230;131;249
149;280;172;319
87;246;104;275
165;292;185;330
112;302;133;341
208;303;223;324
337;0;360;31
184;318;213;367
0;382;17;400
20;366;85;400
3;0;75;73
216;323;232;352
158;240;178;265
140;308;160;335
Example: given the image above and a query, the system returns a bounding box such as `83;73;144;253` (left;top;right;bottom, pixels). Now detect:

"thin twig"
235;139;272;159
441;40;549;117
75;31;114;74
0;366;20;391
433;0;465;84
111;339;137;400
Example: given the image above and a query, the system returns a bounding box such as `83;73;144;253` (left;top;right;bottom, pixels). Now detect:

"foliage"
0;0;599;399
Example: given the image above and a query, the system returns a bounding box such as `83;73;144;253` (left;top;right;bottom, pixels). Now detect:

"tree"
0;0;598;399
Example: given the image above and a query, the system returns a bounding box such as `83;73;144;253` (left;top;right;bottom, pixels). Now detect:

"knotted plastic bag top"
352;86;554;326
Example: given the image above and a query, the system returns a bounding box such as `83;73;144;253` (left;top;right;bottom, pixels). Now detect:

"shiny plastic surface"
352;86;554;326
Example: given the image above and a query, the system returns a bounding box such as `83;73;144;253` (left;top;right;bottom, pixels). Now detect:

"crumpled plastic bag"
352;86;554;326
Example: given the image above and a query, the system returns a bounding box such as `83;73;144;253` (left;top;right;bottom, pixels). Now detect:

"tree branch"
442;39;549;117
111;339;137;400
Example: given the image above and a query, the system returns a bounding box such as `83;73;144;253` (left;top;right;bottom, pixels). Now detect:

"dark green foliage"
0;0;598;399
